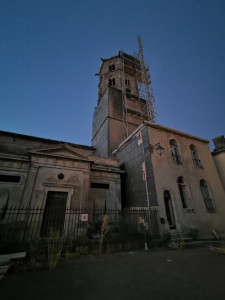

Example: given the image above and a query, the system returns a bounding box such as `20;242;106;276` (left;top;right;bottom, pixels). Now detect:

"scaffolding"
119;52;129;137
119;38;156;137
137;35;156;123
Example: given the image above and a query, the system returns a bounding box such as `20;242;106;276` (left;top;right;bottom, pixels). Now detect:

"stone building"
0;131;122;212
1;50;224;239
113;122;225;238
93;51;225;238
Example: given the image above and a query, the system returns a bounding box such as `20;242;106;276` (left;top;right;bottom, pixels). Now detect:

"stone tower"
92;51;150;157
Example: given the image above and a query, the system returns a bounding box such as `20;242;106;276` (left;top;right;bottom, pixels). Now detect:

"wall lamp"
150;143;164;156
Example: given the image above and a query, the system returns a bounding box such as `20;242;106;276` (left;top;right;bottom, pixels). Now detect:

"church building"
1;49;225;239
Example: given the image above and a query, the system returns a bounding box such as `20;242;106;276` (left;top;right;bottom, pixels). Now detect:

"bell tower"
92;46;155;158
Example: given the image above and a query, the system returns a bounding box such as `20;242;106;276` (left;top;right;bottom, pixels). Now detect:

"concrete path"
0;247;225;300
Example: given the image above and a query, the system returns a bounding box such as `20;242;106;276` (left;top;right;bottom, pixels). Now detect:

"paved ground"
0;247;225;300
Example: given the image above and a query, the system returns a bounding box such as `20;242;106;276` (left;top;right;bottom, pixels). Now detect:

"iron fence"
0;206;159;243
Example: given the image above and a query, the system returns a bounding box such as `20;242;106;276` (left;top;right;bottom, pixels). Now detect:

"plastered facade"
0;132;122;210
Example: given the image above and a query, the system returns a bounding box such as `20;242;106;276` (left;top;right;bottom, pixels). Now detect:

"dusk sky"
1;0;224;150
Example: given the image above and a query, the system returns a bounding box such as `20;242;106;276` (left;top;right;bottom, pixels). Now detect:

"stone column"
20;164;38;207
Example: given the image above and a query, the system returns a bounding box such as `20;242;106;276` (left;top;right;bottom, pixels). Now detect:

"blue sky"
0;0;224;150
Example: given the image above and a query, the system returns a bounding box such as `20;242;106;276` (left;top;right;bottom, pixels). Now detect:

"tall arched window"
164;190;176;229
200;180;214;211
190;145;201;167
170;139;181;163
178;177;188;208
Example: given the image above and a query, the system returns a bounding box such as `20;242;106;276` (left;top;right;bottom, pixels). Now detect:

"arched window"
109;64;115;71
108;78;115;87
190;145;201;167
164;190;176;229
170;139;181;163
200;180;214;211
178;177;188;208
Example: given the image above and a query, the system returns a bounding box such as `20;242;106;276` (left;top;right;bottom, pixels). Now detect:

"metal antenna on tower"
137;36;156;123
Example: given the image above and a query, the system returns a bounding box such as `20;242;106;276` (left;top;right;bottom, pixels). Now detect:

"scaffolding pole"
119;51;129;137
137;36;156;123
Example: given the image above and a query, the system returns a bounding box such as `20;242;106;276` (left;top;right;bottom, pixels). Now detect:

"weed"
177;235;184;249
47;228;63;270
98;215;108;255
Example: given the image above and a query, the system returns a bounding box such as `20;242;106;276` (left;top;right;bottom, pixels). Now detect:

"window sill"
172;161;183;165
194;165;203;169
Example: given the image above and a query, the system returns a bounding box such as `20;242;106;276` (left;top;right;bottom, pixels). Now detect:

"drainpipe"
139;128;153;236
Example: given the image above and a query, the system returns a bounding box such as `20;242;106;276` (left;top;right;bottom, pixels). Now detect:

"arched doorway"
164;190;176;229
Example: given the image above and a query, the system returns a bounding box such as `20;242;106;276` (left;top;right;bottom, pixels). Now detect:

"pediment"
28;144;91;161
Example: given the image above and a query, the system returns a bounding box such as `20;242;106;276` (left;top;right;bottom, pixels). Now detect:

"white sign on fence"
80;214;88;222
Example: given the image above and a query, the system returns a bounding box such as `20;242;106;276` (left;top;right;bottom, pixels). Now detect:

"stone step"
0;252;26;267
0;252;26;279
0;265;9;275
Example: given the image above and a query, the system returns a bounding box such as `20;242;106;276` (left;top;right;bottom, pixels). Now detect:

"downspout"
139;128;153;236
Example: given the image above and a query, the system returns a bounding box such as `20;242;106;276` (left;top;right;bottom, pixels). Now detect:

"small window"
178;177;188;208
0;175;21;183
170;139;182;164
91;183;109;189
190;145;201;167
109;64;115;71
125;79;130;86
200;180;214;211
109;78;115;87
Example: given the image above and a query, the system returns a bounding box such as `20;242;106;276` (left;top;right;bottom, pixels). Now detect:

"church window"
164;190;176;229
109;78;115;86
109;64;115;71
170;139;182;164
125;79;130;86
200;180;214;211
190;145;201;167
178;177;188;208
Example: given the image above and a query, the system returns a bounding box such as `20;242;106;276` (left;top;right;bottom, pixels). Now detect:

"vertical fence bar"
0;205;159;251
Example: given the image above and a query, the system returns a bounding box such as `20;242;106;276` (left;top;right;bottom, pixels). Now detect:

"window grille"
170;140;182;164
200;180;214;211
190;145;201;167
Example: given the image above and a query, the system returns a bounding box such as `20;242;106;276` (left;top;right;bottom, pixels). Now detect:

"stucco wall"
147;124;225;238
0;158;29;207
